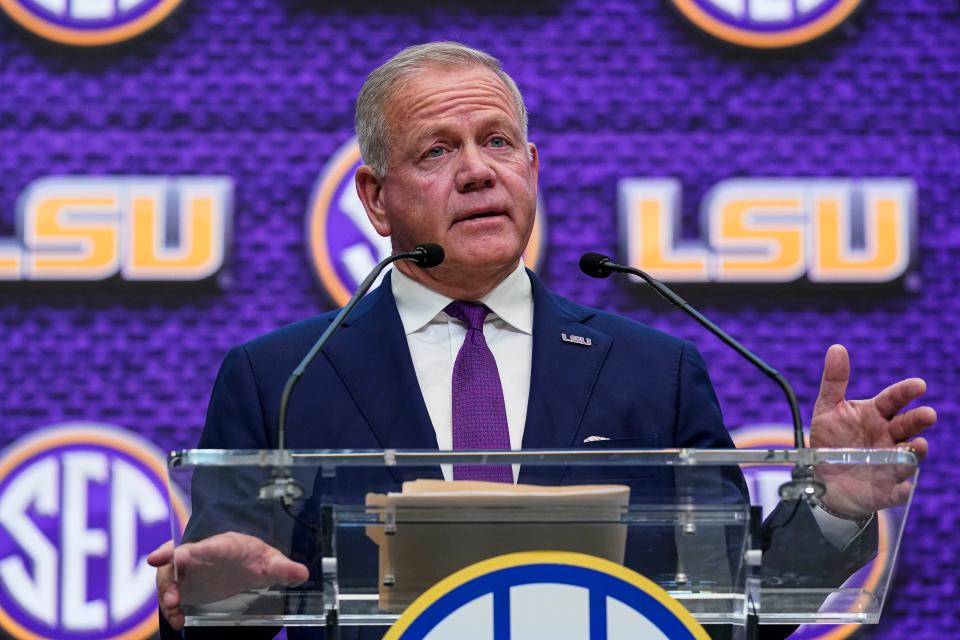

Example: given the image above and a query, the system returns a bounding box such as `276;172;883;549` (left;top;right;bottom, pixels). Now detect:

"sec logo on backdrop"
669;0;866;49
0;0;184;46
0;423;187;640
385;551;709;640
308;137;547;307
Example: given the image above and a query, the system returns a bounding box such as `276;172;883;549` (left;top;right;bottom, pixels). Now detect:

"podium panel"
165;448;916;632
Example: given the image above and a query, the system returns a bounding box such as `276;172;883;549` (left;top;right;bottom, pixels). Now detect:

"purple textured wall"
1;0;957;637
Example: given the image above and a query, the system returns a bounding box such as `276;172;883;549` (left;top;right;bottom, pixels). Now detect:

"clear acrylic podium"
166;448;917;635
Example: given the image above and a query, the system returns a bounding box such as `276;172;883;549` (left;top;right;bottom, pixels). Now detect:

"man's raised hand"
810;344;936;516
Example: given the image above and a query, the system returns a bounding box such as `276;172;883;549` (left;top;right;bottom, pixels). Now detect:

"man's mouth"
456;210;506;223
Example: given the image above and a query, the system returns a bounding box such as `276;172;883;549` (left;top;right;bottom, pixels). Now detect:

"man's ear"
355;165;390;237
528;142;540;186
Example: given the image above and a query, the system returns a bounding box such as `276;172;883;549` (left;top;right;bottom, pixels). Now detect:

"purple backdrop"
1;0;958;637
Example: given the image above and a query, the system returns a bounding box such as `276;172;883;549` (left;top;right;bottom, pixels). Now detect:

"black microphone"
259;243;444;504
409;242;445;268
579;253;823;501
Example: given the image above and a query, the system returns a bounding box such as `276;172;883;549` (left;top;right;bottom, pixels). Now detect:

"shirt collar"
392;261;533;336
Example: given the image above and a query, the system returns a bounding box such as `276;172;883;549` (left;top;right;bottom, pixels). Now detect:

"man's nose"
455;144;496;192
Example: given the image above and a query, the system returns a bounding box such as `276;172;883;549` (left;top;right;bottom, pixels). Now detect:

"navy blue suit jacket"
168;272;866;640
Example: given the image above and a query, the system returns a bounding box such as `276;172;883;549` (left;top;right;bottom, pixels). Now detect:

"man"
149;42;935;638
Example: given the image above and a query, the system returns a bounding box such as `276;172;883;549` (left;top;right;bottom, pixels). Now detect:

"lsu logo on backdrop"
386;551;709;640
732;423;895;640
0;0;184;46
669;0;866;49
0;422;187;640
618;178;915;284
0;176;232;282
308;137;547;306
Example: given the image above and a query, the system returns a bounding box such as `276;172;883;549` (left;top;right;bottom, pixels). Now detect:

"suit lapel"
520;273;612;484
322;274;440;453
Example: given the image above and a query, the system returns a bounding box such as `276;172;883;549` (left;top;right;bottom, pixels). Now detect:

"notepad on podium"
365;479;630;611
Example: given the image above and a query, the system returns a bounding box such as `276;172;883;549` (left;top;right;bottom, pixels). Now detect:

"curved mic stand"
258;243;445;505
578;252;825;504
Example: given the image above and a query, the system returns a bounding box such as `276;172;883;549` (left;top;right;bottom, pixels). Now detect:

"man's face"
358;65;539;283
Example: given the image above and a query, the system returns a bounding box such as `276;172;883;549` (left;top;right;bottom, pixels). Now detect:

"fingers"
147;540;174;567
814;344;850;415
893;437;928;473
892;480;914;506
163;594;185;631
908;436;929;462
161;583;181;615
889;405;937;442
156;562;185;630
872;377;926;420
266;553;310;587
191;531;257;563
184;532;307;588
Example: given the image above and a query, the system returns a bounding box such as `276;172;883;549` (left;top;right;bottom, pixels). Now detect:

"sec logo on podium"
385;551;709;640
669;0;866;49
308;137;547;307
0;0;184;46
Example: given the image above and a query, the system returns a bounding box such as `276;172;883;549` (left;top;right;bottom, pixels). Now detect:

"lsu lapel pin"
561;333;592;346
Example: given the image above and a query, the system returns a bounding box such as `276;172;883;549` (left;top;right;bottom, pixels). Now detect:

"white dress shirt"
392;261;533;481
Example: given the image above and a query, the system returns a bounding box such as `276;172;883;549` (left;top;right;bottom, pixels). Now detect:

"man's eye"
426;147;446;158
488;137;507;148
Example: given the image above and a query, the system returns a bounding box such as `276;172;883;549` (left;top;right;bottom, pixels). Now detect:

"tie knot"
445;300;490;331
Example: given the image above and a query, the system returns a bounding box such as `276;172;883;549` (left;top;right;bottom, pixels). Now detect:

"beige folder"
366;479;630;612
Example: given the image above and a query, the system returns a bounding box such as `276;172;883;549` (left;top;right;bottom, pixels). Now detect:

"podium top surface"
169;447;918;468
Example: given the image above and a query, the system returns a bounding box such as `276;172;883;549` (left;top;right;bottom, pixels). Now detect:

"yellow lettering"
125;195;217;279
812;194;908;282
26;196;119;280
619;180;709;281
0;244;22;280
712;198;805;282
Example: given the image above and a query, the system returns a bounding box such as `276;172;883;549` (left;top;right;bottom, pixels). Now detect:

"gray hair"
355;41;528;177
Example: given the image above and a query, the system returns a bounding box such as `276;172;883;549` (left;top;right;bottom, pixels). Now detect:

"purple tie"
445;301;513;483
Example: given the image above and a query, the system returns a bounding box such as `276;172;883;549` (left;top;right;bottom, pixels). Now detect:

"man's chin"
437;256;520;289
448;250;522;274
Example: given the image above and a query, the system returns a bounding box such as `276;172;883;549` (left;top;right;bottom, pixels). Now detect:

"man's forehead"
390;70;516;126
385;64;512;113
397;62;503;90
413;112;520;140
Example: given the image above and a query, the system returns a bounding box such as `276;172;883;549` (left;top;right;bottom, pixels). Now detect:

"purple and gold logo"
0;0;183;47
618;178;915;284
732;423;894;640
0;176;233;283
307;137;547;306
0;423;187;640
669;0;866;49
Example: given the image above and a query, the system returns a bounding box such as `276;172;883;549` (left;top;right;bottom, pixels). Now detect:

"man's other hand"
810;344;936;516
147;533;310;631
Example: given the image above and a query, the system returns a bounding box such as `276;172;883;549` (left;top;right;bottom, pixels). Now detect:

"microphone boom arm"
632;267;805;450
260;244;443;505
277;244;440;451
582;253;805;450
579;253;823;504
